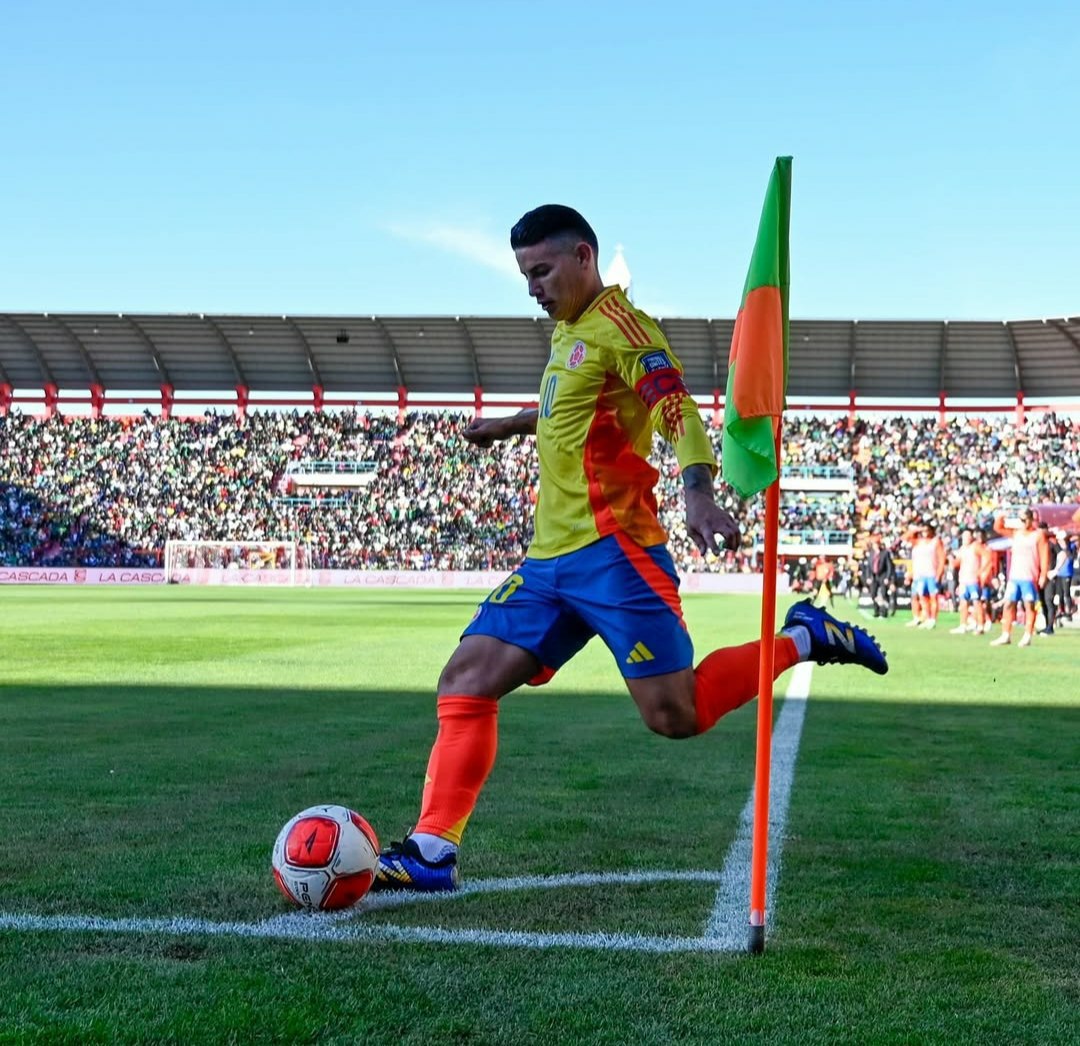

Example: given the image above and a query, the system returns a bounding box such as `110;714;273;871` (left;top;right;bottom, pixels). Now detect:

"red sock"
693;636;800;734
413;695;498;845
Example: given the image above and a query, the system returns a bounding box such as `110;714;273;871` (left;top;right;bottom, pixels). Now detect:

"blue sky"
2;1;1077;322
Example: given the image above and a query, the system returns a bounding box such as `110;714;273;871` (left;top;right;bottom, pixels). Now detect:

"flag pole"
748;422;783;954
719;154;791;954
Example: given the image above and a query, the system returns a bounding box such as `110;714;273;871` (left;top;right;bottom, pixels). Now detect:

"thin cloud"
384;222;521;280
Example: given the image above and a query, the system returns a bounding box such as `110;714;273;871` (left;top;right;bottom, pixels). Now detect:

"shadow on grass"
0;685;1076;956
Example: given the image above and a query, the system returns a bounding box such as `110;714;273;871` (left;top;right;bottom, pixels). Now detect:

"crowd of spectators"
0;408;1076;572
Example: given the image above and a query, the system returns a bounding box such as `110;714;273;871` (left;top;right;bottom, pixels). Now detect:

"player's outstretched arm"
462;409;538;448
683;463;740;556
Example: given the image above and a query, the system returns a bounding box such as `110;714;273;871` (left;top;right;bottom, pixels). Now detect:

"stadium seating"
0;410;1076;572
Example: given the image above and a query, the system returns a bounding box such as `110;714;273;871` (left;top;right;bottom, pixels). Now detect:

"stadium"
4;5;1080;1040
2;302;1078;1043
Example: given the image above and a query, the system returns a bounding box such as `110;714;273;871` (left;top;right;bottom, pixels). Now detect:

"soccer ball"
271;804;380;911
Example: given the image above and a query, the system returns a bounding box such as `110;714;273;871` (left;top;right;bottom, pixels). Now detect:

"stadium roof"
2;312;1079;400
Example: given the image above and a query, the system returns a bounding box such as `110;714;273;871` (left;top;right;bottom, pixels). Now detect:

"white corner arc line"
703;661;812;947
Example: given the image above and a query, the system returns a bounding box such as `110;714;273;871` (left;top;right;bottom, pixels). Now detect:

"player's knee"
639;697;697;739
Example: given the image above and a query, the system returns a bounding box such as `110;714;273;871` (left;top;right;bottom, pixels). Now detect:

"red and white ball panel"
271;804;380;911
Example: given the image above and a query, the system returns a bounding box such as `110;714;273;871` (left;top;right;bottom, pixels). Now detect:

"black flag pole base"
748;922;766;955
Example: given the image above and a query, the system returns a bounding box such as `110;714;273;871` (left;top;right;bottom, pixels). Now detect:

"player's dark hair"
510;205;598;254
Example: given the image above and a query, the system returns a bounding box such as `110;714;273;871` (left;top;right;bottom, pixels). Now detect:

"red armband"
635;368;689;409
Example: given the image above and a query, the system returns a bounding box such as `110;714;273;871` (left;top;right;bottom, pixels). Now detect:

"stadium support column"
236;384;249;421
712;387;721;427
313;385;324;413
848;389;856;426
1015;391;1025;429
160;384;174;419
44;382;59;419
397;385;408;426
474;385;483;418
938;391;946;428
90;383;105;420
0;383;11;417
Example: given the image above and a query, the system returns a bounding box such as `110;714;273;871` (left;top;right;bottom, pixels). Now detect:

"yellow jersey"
529;286;716;559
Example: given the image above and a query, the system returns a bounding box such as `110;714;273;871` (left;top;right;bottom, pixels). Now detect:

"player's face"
515;237;596;323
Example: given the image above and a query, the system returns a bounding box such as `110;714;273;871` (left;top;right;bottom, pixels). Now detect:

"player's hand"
685;491;740;556
462;416;507;449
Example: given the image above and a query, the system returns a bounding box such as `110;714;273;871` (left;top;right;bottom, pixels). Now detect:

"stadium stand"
1;409;1076;576
2;311;1078;581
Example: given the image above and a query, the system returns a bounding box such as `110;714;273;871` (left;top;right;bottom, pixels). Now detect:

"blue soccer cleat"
784;599;889;676
369;836;459;893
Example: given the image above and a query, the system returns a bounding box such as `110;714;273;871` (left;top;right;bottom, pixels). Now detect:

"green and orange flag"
722;156;791;498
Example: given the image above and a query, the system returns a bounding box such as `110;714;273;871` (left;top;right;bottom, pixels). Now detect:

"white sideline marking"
0;909;733;954
0;668;813;954
704;661;812;947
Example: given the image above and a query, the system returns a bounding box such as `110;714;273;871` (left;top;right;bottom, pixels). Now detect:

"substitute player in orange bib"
951;529;986;634
974;530;996;633
369;205;888;893
905;522;946;629
990;508;1049;648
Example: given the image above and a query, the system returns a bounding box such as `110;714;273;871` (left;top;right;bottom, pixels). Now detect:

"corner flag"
722;157;792;956
722;156;791;499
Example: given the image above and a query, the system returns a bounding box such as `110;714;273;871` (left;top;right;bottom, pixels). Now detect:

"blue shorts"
957;583;982;602
462;533;693;679
1004;579;1039;604
912;576;939;597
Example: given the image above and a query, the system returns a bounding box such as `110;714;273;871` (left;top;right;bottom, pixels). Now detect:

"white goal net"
163;540;311;586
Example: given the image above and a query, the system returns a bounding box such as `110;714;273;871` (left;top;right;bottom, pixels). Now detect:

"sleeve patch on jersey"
641;350;674;373
635;369;689;409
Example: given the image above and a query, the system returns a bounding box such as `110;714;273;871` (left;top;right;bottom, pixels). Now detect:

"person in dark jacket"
864;531;895;618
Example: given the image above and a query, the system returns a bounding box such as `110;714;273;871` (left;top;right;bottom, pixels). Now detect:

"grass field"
1;586;1077;1044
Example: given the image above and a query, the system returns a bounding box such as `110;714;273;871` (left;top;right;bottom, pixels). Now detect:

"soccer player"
950;529;985;634
370;205;889;892
369;206;885;889
905;522;946;629
990;508;1049;648
974;529;996;633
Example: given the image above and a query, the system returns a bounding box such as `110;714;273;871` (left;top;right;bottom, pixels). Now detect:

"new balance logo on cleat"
625;641;655;665
823;621;856;653
783;599;889;676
